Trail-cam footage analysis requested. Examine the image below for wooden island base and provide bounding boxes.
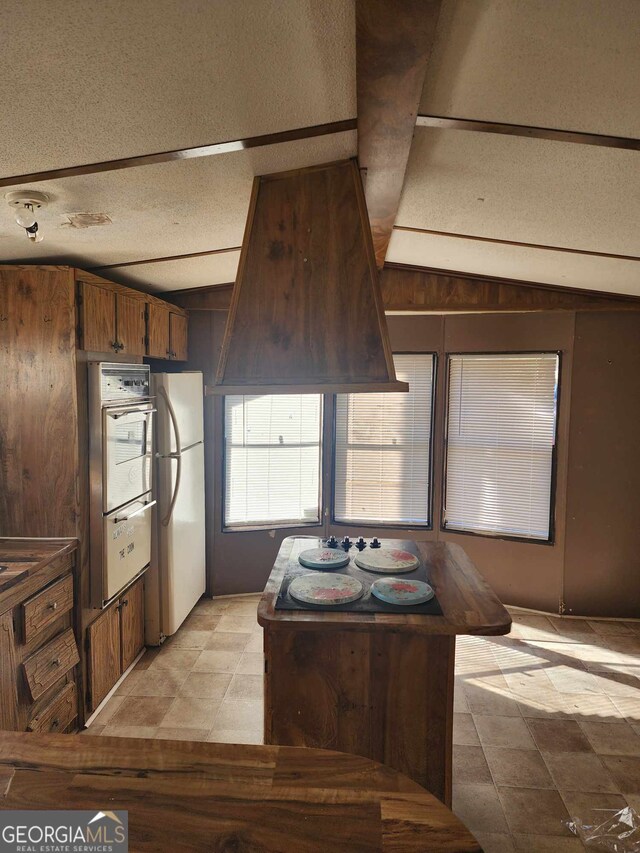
[259,538,512,806]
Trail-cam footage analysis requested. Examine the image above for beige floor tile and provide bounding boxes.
[213,699,263,732]
[546,666,603,695]
[179,672,232,700]
[207,728,263,745]
[110,696,174,727]
[514,688,575,720]
[472,833,515,853]
[474,716,536,750]
[133,647,162,670]
[154,728,210,741]
[453,687,470,713]
[237,652,264,675]
[182,611,222,631]
[91,694,126,727]
[227,673,263,701]
[453,745,493,784]
[464,684,522,717]
[564,692,624,722]
[193,649,242,674]
[579,720,640,756]
[560,790,628,818]
[215,614,259,634]
[244,633,264,653]
[169,630,212,650]
[149,648,202,671]
[503,669,555,696]
[512,835,585,851]
[484,747,554,789]
[589,621,635,637]
[548,618,596,637]
[498,787,571,837]
[126,668,189,698]
[591,668,640,698]
[526,719,593,753]
[600,755,640,794]
[452,782,509,834]
[509,615,558,641]
[204,631,251,652]
[160,697,221,730]
[196,597,230,614]
[611,696,640,722]
[453,713,480,746]
[542,751,619,793]
[101,725,158,739]
[114,670,143,696]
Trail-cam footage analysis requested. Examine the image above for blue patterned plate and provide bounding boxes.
[370,577,434,605]
[298,548,350,570]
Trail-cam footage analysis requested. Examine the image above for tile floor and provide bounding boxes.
[85,599,640,852]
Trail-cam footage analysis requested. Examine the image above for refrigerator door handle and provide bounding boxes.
[158,385,183,527]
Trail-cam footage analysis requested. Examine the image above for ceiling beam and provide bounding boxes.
[357,0,442,268]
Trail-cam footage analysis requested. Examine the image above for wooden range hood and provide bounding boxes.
[210,159,408,394]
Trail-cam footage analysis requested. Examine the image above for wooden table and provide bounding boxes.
[0,731,481,852]
[258,538,511,805]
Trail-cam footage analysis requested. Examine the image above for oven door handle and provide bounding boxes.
[106,407,157,419]
[114,500,157,523]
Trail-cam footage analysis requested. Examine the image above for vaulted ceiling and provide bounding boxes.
[1,0,638,295]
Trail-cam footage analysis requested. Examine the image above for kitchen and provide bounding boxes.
[1,2,640,852]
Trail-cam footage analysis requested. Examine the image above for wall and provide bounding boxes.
[563,313,640,618]
[187,307,639,617]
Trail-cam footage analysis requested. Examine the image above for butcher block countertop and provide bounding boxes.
[258,537,512,636]
[0,538,77,598]
[0,731,481,852]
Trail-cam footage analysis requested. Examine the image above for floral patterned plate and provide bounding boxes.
[354,548,419,573]
[289,573,364,606]
[370,577,434,605]
[298,548,350,570]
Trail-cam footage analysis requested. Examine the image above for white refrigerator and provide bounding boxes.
[146,371,206,644]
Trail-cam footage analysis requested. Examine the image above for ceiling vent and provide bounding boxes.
[211,159,407,394]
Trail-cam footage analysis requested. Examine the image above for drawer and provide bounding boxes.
[22,628,80,701]
[22,574,74,643]
[27,681,77,733]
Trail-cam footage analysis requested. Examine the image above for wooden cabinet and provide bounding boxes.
[0,542,79,733]
[87,576,145,712]
[77,273,188,361]
[79,283,146,356]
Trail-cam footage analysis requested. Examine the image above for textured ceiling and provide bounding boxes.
[421,0,640,137]
[0,0,355,177]
[0,0,638,296]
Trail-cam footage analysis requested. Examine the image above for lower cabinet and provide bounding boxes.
[87,576,145,712]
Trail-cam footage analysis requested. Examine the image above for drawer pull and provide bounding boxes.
[51,718,60,729]
[47,601,59,611]
[23,628,79,701]
[52,657,61,667]
[22,574,73,643]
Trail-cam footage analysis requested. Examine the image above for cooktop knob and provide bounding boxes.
[325,536,339,548]
[355,537,367,551]
[341,536,352,550]
[370,537,381,549]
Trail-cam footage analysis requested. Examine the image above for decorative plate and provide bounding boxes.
[354,548,419,573]
[289,573,364,606]
[298,548,350,570]
[370,577,434,606]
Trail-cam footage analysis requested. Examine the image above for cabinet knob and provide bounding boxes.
[51,719,60,729]
[47,601,59,611]
[51,657,61,667]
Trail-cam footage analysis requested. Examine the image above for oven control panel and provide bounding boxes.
[97,363,151,404]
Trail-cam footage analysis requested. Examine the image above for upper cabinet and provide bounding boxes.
[76,272,188,361]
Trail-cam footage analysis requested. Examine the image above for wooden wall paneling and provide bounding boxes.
[214,160,404,392]
[0,613,19,730]
[87,605,121,711]
[169,313,188,360]
[0,267,79,537]
[80,283,116,352]
[119,578,144,671]
[116,293,146,356]
[356,0,442,267]
[147,303,171,358]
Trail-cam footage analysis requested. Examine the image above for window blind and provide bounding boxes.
[224,394,322,529]
[333,354,435,526]
[444,353,559,540]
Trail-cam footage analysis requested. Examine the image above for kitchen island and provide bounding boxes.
[258,537,511,805]
[0,731,481,852]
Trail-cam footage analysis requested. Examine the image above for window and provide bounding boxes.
[224,394,322,529]
[333,354,436,526]
[443,353,559,541]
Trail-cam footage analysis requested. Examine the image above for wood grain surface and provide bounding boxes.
[0,732,481,852]
[22,628,79,701]
[0,540,77,599]
[215,160,405,392]
[258,538,511,636]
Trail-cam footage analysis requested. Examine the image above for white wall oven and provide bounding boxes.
[89,363,155,608]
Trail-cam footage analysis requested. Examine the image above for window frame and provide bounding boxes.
[330,352,438,530]
[441,350,562,546]
[221,394,325,533]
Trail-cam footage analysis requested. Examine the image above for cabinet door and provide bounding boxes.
[120,577,145,672]
[116,293,146,356]
[80,283,117,353]
[87,605,121,712]
[169,313,188,361]
[0,612,19,730]
[147,303,171,358]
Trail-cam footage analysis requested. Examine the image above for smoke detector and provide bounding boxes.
[5,190,49,242]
